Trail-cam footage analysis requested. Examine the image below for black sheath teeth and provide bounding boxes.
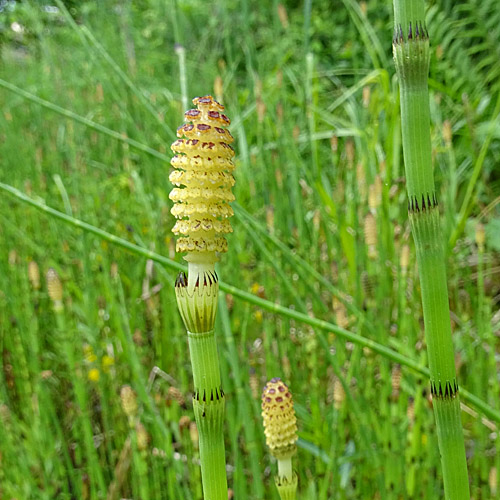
[194,387,225,404]
[408,193,438,213]
[175,271,188,288]
[430,379,459,399]
[393,21,429,45]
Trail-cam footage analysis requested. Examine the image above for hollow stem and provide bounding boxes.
[392,1,470,498]
[175,257,227,500]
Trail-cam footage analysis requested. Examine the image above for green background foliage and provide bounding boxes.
[0,0,499,498]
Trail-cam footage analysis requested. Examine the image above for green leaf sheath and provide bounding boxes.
[393,0,470,498]
[175,268,228,500]
[410,209,470,498]
[188,330,223,399]
[434,398,471,499]
[410,209,456,384]
[275,472,299,500]
[188,330,227,500]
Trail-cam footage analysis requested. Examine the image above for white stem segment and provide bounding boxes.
[277,457,293,482]
[186,253,217,296]
[275,458,298,500]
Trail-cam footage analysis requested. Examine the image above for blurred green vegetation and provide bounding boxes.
[0,0,499,499]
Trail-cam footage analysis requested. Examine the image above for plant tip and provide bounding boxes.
[169,95,235,257]
[261,378,298,460]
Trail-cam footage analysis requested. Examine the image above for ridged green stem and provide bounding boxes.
[392,1,470,498]
[189,330,227,500]
[188,330,222,399]
[175,261,227,500]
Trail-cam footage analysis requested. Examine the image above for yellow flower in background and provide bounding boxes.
[88,368,100,383]
[102,354,115,372]
[254,310,263,324]
[83,344,97,364]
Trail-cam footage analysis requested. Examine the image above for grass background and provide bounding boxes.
[0,0,499,498]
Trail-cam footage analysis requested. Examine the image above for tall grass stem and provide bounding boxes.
[392,0,470,497]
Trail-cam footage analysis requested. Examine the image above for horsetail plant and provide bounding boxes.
[392,1,470,498]
[170,95,235,499]
[261,378,298,500]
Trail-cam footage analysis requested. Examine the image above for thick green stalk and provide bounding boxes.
[392,1,470,498]
[189,330,226,500]
[175,263,227,500]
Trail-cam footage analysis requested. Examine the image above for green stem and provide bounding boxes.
[189,330,227,499]
[175,44,189,114]
[188,330,222,398]
[175,262,227,500]
[392,1,470,498]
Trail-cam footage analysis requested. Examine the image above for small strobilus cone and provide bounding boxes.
[261,377,298,500]
[46,268,63,312]
[170,95,235,500]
